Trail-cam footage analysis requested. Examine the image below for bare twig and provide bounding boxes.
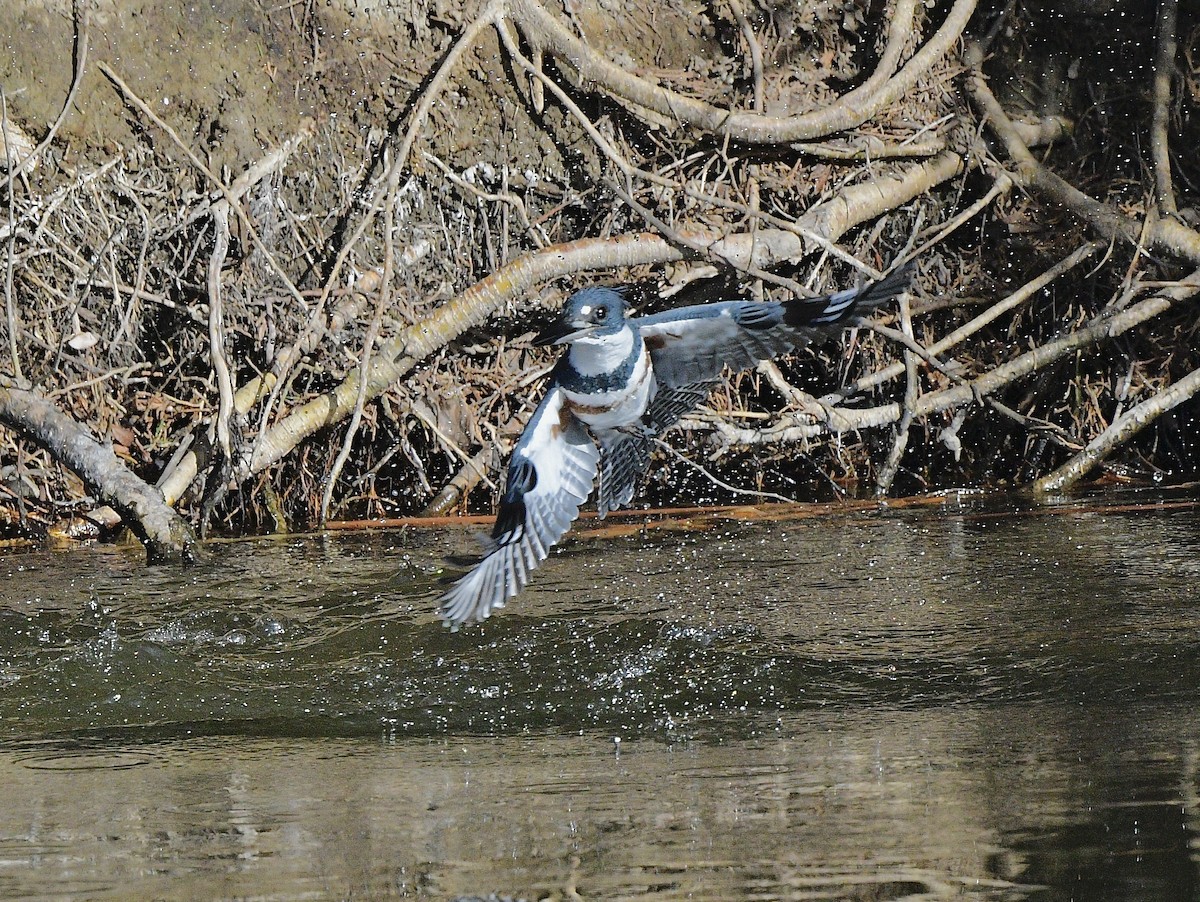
[422,151,546,248]
[1,90,19,381]
[731,2,765,113]
[902,173,1013,264]
[308,0,505,332]
[829,240,1105,401]
[966,40,1200,264]
[874,289,919,496]
[653,437,796,505]
[320,191,396,523]
[717,273,1199,448]
[1036,356,1200,494]
[790,136,948,161]
[206,205,235,467]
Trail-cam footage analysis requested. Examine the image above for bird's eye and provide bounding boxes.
[595,305,608,320]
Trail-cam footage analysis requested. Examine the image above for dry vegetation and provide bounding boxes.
[1,0,1198,558]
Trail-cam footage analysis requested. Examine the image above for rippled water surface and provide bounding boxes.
[3,489,1200,900]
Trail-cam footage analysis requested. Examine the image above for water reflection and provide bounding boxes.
[0,489,1198,899]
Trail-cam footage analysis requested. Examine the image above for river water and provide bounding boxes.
[1,488,1199,900]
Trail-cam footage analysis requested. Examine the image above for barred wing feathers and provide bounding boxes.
[593,382,716,518]
[439,386,599,628]
[637,263,912,388]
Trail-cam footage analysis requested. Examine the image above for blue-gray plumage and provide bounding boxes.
[438,263,915,628]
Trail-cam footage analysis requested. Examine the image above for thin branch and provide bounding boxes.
[1036,358,1200,494]
[1,90,19,381]
[791,136,947,161]
[206,205,235,467]
[966,39,1200,264]
[732,2,765,113]
[902,173,1012,264]
[653,438,796,505]
[874,289,919,496]
[320,189,396,523]
[828,239,1105,401]
[718,271,1200,447]
[1151,0,1179,215]
[865,320,963,383]
[97,62,310,313]
[422,151,547,247]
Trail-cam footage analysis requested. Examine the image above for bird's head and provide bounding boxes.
[533,286,627,346]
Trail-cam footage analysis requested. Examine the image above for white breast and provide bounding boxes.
[564,341,655,430]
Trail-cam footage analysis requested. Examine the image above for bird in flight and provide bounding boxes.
[439,263,915,628]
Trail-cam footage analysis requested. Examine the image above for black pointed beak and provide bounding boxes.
[533,316,591,346]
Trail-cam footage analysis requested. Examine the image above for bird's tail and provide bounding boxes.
[784,261,915,327]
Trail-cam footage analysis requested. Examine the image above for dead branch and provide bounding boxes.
[1036,358,1200,494]
[505,0,974,143]
[1033,270,1200,493]
[732,2,766,113]
[790,136,948,160]
[97,62,309,311]
[241,143,965,482]
[304,0,504,344]
[832,240,1106,400]
[965,40,1200,265]
[874,288,919,496]
[714,273,1198,448]
[0,4,88,190]
[1,92,18,382]
[0,377,194,561]
[320,187,398,523]
[1151,0,1180,215]
[206,205,235,470]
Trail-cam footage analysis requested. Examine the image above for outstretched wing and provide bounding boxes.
[637,263,913,388]
[439,385,599,628]
[593,266,913,514]
[596,429,648,518]
[594,381,717,517]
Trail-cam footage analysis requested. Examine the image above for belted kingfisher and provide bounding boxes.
[439,263,915,628]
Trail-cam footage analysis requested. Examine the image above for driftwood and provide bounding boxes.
[0,378,193,561]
